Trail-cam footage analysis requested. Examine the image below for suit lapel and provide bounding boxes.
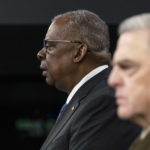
[41,96,81,150]
[50,99,80,140]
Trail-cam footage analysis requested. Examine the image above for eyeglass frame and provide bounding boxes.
[43,39,83,53]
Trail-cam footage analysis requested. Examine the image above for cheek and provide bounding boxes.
[128,75,150,98]
[46,54,72,76]
[126,74,150,111]
[117,70,150,119]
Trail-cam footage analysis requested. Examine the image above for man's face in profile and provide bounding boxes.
[37,21,81,93]
[108,29,150,125]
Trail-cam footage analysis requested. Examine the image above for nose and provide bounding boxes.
[37,48,46,60]
[108,67,122,88]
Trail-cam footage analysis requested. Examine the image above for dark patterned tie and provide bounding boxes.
[57,103,67,121]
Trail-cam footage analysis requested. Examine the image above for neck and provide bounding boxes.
[132,114,150,128]
[59,64,103,94]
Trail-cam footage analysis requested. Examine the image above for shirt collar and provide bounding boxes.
[140,126,150,140]
[66,65,108,104]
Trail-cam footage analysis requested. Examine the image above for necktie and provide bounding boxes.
[57,103,67,121]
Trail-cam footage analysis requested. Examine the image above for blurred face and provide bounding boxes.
[108,29,150,126]
[37,22,80,93]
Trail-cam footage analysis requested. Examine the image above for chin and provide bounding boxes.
[45,77,54,86]
[117,106,131,120]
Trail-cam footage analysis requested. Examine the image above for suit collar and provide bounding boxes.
[72,67,111,101]
[66,65,108,104]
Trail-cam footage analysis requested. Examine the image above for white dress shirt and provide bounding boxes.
[66,65,108,104]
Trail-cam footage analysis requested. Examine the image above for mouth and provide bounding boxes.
[116,94,126,105]
[40,65,48,77]
[42,70,47,76]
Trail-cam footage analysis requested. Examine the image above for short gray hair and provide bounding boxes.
[119,13,150,35]
[52,10,110,52]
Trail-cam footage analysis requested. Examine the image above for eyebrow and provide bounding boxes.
[112,59,138,66]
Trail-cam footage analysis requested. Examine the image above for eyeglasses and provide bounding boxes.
[43,39,82,53]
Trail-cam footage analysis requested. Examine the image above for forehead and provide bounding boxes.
[113,29,150,64]
[45,21,67,40]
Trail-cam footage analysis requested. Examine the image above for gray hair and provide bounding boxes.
[119,13,150,35]
[52,10,110,53]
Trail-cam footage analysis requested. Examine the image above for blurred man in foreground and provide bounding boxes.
[37,10,140,150]
[108,13,150,150]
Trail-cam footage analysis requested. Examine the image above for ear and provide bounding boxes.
[73,44,88,63]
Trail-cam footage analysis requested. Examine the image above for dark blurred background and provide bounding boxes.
[0,0,149,149]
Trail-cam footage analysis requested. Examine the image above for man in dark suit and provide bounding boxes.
[37,10,140,150]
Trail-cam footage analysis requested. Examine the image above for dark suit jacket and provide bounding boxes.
[41,67,140,150]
